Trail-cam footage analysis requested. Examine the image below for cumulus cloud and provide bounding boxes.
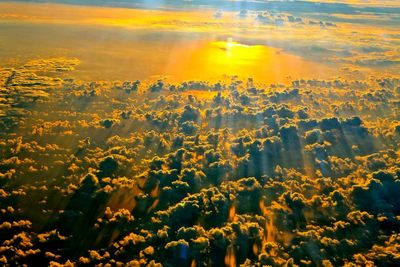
[0,58,400,266]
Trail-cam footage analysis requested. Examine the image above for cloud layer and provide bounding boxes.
[0,58,399,265]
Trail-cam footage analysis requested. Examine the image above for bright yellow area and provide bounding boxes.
[212,40,265,65]
[166,39,334,82]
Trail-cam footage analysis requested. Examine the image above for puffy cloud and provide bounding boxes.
[1,58,400,266]
[352,171,400,215]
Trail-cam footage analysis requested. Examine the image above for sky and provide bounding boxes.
[0,0,398,82]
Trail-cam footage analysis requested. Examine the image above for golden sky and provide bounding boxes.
[0,2,398,83]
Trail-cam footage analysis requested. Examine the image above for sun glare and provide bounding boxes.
[166,38,334,82]
[213,39,263,63]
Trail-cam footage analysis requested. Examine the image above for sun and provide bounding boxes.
[211,38,264,64]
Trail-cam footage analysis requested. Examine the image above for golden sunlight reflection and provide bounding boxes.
[224,245,236,267]
[166,39,334,83]
[260,199,277,245]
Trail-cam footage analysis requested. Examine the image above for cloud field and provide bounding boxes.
[0,1,400,266]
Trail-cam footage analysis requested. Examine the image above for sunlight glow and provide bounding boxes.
[212,39,264,63]
[167,39,334,82]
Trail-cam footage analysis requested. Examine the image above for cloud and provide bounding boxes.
[1,57,400,266]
